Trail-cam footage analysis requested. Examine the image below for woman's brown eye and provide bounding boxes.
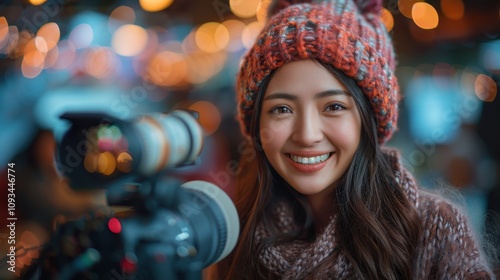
[325,103,345,111]
[271,106,292,114]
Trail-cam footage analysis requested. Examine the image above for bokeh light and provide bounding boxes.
[43,45,59,69]
[51,39,75,70]
[116,152,133,173]
[36,22,60,51]
[475,74,497,102]
[112,24,148,57]
[146,50,188,87]
[195,22,229,53]
[222,19,246,52]
[242,21,264,49]
[256,0,272,23]
[1,26,19,56]
[29,0,47,5]
[84,153,98,173]
[139,0,174,12]
[69,24,94,49]
[97,151,116,175]
[84,47,119,79]
[230,0,260,18]
[412,2,439,30]
[109,6,136,28]
[381,8,395,32]
[440,0,465,20]
[0,17,8,47]
[188,100,222,135]
[398,0,423,18]
[22,37,46,78]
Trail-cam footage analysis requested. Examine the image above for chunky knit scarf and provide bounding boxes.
[254,149,494,279]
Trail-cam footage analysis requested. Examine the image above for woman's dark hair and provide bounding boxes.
[219,60,421,280]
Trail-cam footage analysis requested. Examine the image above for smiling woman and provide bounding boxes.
[205,0,496,279]
[259,60,361,205]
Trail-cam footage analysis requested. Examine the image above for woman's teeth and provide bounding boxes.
[289,153,331,165]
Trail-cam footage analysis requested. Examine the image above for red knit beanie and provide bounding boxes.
[236,0,399,145]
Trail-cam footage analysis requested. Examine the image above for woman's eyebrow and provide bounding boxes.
[263,92,299,101]
[314,89,351,99]
[264,89,350,101]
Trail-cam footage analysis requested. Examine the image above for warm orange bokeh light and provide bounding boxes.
[0,17,8,44]
[475,74,497,102]
[230,0,260,18]
[29,0,47,5]
[112,24,148,56]
[84,47,118,79]
[398,0,423,18]
[380,8,394,32]
[188,101,222,135]
[147,50,188,87]
[441,0,465,20]
[139,0,174,12]
[242,21,265,49]
[195,22,229,53]
[222,19,246,52]
[37,22,60,51]
[97,152,117,175]
[117,152,133,173]
[412,2,439,30]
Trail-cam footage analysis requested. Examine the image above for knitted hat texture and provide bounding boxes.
[236,0,399,144]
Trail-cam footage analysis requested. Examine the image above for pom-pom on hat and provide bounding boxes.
[236,0,399,144]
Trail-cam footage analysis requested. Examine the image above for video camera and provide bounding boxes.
[34,110,239,280]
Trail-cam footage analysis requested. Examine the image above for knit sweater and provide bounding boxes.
[254,150,495,279]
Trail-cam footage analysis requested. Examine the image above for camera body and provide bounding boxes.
[40,110,239,280]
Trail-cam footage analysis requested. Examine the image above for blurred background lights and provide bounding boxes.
[84,153,98,173]
[256,0,272,23]
[84,47,119,79]
[440,0,465,20]
[188,100,221,136]
[412,2,439,30]
[222,20,246,52]
[36,22,60,51]
[50,40,75,70]
[185,52,217,84]
[69,24,94,49]
[108,217,122,234]
[195,22,229,53]
[34,37,48,53]
[1,26,19,56]
[474,74,497,102]
[230,0,260,18]
[43,45,59,69]
[398,0,423,19]
[24,38,46,66]
[116,152,133,173]
[139,0,174,12]
[146,50,187,87]
[112,24,148,57]
[0,17,9,47]
[480,40,500,74]
[97,151,116,175]
[242,21,264,49]
[109,6,136,32]
[28,0,47,5]
[22,38,45,78]
[381,8,395,32]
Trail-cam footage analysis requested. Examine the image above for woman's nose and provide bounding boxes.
[291,111,324,146]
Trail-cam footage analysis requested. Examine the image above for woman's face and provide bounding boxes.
[259,60,361,199]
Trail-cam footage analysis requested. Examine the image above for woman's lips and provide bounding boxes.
[285,152,333,172]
